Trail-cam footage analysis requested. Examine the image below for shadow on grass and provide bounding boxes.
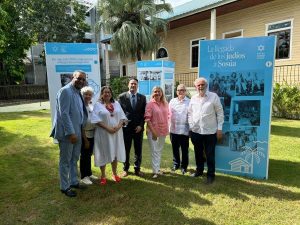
[268,158,300,188]
[0,110,50,121]
[271,124,300,138]
[0,126,18,148]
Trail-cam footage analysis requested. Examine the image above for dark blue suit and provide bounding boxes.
[119,92,146,173]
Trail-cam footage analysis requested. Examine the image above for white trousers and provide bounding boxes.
[147,132,166,174]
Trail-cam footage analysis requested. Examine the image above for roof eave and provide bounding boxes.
[167,0,239,22]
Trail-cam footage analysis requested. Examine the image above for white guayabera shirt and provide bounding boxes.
[188,91,224,134]
[169,96,190,136]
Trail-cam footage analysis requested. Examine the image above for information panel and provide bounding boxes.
[45,43,101,123]
[199,36,276,179]
[136,60,175,102]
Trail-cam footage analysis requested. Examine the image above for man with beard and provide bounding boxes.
[51,70,88,197]
[188,77,224,184]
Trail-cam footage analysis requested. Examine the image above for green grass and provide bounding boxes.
[0,111,299,225]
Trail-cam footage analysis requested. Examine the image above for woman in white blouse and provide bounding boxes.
[80,86,98,185]
[91,86,127,185]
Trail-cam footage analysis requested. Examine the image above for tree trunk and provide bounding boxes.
[136,49,142,61]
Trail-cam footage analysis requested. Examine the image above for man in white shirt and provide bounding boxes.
[188,77,224,184]
[169,84,190,174]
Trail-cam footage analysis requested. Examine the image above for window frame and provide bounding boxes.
[265,19,293,61]
[156,47,169,60]
[222,29,244,39]
[190,37,206,69]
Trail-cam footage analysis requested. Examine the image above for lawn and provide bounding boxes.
[0,111,299,225]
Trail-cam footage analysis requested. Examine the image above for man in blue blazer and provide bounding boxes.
[50,70,88,197]
[119,78,146,177]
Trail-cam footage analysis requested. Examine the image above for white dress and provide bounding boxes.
[91,101,127,167]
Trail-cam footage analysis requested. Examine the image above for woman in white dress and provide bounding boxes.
[91,86,127,185]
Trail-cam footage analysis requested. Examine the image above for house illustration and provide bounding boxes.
[229,158,251,173]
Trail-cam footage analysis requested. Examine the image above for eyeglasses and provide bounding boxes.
[177,89,186,92]
[76,77,86,82]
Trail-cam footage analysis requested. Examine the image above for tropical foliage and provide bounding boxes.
[0,0,89,85]
[273,82,300,119]
[98,0,172,60]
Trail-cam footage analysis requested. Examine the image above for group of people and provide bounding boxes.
[51,70,224,197]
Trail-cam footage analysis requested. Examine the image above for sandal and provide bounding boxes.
[112,175,121,183]
[100,177,107,185]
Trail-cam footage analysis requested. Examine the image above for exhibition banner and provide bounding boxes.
[136,60,175,102]
[45,43,101,123]
[199,36,276,179]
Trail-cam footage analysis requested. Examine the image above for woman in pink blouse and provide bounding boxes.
[144,86,169,178]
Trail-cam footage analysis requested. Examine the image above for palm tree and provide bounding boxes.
[98,0,172,61]
[241,145,265,174]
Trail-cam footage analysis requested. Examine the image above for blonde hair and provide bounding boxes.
[151,86,167,104]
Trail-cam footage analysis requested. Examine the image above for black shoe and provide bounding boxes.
[205,176,215,185]
[191,171,203,177]
[181,168,187,175]
[134,170,144,177]
[61,188,77,197]
[70,183,87,190]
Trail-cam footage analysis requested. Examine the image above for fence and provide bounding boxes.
[0,85,49,106]
[274,64,300,85]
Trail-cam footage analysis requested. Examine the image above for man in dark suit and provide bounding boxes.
[50,70,88,197]
[119,78,146,177]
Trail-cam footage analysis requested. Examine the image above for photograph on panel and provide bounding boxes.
[229,127,258,152]
[232,100,260,126]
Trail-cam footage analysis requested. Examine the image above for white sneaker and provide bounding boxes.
[81,176,92,185]
[152,174,158,179]
[158,170,164,175]
[89,175,98,180]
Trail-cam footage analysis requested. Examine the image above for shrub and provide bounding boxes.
[273,82,300,119]
[110,76,130,98]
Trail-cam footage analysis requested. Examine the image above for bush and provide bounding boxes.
[273,83,300,119]
[110,76,130,98]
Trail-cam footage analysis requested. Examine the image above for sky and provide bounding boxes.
[165,0,192,7]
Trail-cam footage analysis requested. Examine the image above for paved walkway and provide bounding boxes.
[0,101,50,113]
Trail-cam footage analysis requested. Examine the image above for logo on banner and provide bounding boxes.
[256,45,265,59]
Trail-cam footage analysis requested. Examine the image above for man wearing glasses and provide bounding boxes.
[51,70,88,197]
[188,77,224,184]
[169,84,190,174]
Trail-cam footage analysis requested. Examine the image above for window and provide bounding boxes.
[266,19,292,60]
[156,48,168,59]
[190,38,205,68]
[122,65,127,77]
[223,29,243,39]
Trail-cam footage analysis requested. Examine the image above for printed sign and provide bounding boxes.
[45,43,101,123]
[136,60,175,102]
[199,36,276,179]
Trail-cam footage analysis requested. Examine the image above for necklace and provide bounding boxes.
[105,103,114,117]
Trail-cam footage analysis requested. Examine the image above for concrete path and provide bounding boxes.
[0,101,50,113]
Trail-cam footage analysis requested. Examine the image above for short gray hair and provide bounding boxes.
[81,86,94,95]
[194,77,208,85]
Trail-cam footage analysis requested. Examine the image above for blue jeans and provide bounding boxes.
[59,139,82,190]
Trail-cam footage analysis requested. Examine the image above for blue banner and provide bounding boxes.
[199,36,276,179]
[136,60,175,101]
[45,43,98,55]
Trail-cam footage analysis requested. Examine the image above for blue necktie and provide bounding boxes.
[132,94,136,109]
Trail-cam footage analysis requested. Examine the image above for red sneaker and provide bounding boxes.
[112,175,121,183]
[100,178,107,185]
